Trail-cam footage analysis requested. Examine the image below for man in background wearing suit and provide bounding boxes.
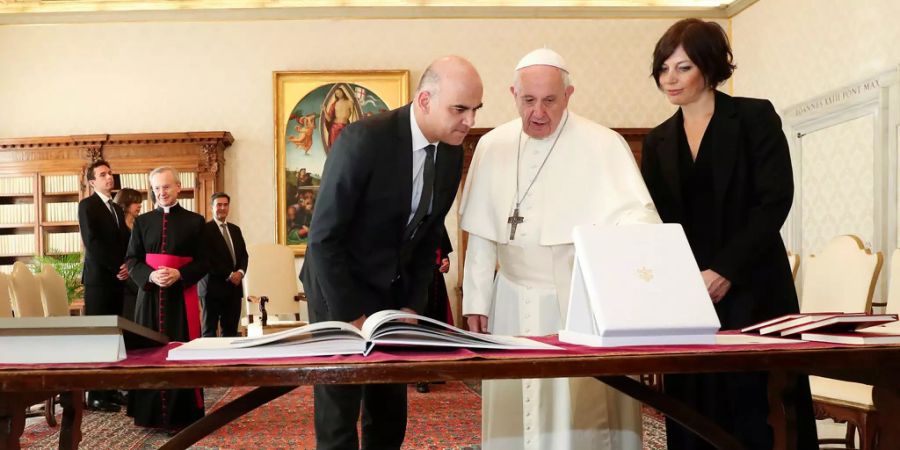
[77,159,129,412]
[300,55,483,450]
[199,192,248,337]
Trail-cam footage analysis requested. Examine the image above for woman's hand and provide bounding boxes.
[701,269,732,303]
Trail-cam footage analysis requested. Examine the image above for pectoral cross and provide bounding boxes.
[507,208,524,240]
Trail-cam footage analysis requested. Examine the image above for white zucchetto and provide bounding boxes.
[515,48,569,73]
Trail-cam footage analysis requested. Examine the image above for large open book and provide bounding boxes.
[168,309,561,361]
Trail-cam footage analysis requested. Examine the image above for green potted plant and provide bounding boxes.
[30,253,84,304]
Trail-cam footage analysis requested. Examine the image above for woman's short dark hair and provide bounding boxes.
[651,18,736,88]
[113,188,143,210]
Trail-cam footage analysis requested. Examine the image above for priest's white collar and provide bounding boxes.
[409,106,439,152]
[521,109,570,142]
[159,202,179,213]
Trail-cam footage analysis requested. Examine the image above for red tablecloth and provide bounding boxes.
[0,332,847,370]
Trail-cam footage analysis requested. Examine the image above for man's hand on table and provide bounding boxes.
[466,314,489,334]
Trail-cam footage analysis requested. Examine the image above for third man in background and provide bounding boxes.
[460,48,660,450]
[199,192,248,337]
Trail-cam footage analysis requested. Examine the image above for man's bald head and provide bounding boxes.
[413,56,484,146]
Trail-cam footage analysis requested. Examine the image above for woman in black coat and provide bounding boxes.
[640,18,818,450]
[113,188,143,321]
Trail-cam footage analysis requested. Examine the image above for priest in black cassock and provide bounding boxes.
[125,166,209,429]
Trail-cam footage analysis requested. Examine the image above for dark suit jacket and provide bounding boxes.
[201,220,249,299]
[78,193,128,286]
[641,91,799,328]
[300,104,464,322]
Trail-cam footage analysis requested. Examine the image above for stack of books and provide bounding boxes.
[741,312,900,344]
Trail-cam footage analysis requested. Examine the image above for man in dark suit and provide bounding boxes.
[77,159,129,412]
[300,56,483,450]
[199,192,249,337]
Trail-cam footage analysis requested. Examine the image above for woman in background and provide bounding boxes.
[113,188,143,321]
[640,18,817,450]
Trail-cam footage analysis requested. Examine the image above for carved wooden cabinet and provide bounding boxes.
[0,131,233,269]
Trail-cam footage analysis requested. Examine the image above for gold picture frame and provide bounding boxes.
[274,70,410,255]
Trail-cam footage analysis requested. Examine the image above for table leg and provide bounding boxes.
[159,386,296,450]
[597,375,745,450]
[767,371,797,450]
[872,384,900,449]
[0,392,41,450]
[57,391,83,450]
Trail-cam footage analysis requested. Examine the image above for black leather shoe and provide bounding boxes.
[416,382,429,393]
[109,391,128,405]
[87,399,122,413]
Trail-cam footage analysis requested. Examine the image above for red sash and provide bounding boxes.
[146,253,201,341]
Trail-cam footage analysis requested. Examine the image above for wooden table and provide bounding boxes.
[2,342,900,450]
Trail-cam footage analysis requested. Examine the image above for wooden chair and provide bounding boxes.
[7,262,59,426]
[0,273,12,318]
[800,235,881,315]
[801,236,884,450]
[242,243,307,336]
[37,264,70,317]
[9,262,45,318]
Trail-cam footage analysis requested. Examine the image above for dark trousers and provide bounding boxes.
[306,296,408,450]
[664,371,819,450]
[314,383,407,450]
[84,283,123,404]
[200,293,242,337]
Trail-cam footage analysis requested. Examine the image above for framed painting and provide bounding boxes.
[274,70,410,255]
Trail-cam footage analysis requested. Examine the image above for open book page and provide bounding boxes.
[168,335,367,360]
[167,321,366,360]
[167,311,561,361]
[361,310,561,354]
[230,321,363,348]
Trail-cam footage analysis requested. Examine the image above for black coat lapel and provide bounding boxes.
[395,105,414,232]
[710,91,739,213]
[657,112,684,218]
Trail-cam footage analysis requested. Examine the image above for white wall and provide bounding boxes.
[0,18,683,244]
[732,0,900,307]
[732,0,900,111]
[0,17,688,309]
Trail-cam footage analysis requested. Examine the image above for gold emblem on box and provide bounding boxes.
[637,267,654,283]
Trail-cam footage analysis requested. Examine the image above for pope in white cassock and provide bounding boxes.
[460,48,661,450]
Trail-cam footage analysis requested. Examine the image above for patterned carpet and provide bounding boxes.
[21,383,667,449]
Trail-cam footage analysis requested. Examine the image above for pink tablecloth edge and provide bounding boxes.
[0,332,858,371]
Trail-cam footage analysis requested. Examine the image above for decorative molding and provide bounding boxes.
[199,143,220,174]
[0,1,751,25]
[84,145,103,162]
[0,132,233,150]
